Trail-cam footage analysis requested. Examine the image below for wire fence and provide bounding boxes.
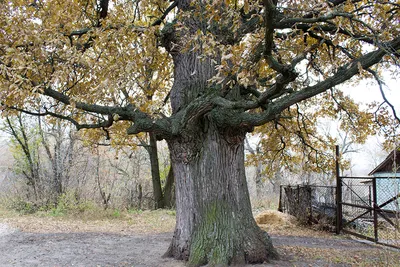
[278,184,336,229]
[340,177,400,248]
[340,177,375,241]
[279,178,400,249]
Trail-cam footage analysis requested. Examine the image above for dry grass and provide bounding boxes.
[0,208,176,234]
[255,210,296,227]
[255,209,335,238]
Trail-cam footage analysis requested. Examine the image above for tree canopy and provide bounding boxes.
[1,0,398,140]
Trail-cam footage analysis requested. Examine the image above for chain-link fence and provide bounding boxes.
[279,179,400,248]
[278,185,336,229]
[340,177,375,240]
[339,177,399,248]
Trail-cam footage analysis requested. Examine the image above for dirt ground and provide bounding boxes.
[0,210,399,267]
[0,225,181,267]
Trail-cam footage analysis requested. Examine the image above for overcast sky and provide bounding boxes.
[340,73,399,176]
[345,72,400,114]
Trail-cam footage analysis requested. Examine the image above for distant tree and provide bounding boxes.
[1,0,399,265]
[1,114,79,204]
[137,133,175,209]
[2,115,42,201]
[38,119,77,203]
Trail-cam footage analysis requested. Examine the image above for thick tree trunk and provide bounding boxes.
[161,2,277,263]
[164,123,277,266]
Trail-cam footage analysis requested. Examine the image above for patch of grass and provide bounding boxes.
[48,207,65,217]
[112,209,121,218]
[0,207,176,234]
[51,192,96,215]
[127,208,143,215]
[165,209,176,216]
[1,193,98,217]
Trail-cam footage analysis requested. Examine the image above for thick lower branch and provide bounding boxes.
[212,36,400,129]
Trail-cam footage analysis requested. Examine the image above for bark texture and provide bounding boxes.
[164,123,277,266]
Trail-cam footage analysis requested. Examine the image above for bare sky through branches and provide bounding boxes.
[345,77,399,114]
[342,76,399,176]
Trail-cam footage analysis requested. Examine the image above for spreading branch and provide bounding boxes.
[211,36,400,129]
[152,0,178,26]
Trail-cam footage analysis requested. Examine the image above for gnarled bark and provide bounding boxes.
[164,123,277,266]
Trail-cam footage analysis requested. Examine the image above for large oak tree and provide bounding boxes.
[1,0,399,265]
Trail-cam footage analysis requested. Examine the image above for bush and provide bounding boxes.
[49,192,95,216]
[7,199,39,214]
[5,192,96,216]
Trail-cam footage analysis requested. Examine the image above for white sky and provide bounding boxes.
[345,75,400,114]
[339,74,400,176]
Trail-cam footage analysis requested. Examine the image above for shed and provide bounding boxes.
[369,148,400,211]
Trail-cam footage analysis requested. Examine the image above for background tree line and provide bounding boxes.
[0,113,175,212]
[1,110,396,214]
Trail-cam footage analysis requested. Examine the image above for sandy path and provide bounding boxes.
[0,223,17,236]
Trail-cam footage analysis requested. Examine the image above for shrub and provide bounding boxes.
[50,192,95,215]
[7,199,38,214]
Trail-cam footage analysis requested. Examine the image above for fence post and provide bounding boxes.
[369,185,372,216]
[308,185,312,224]
[297,184,300,205]
[372,177,378,242]
[336,145,343,235]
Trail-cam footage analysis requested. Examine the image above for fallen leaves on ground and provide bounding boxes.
[278,245,400,267]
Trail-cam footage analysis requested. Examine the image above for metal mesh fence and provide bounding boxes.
[340,177,400,248]
[341,177,375,240]
[376,177,400,211]
[279,179,400,248]
[279,185,336,228]
[376,177,400,248]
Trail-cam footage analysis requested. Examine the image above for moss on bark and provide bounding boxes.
[188,201,277,266]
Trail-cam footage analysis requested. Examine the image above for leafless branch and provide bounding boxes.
[367,69,400,123]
